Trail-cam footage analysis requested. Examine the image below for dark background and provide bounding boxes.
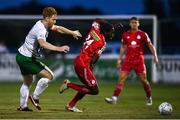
[0,0,179,54]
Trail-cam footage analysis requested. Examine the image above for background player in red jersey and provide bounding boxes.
[59,19,115,112]
[105,17,159,106]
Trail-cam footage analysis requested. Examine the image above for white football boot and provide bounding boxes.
[59,79,70,94]
[65,105,83,112]
[146,97,152,106]
[105,96,117,104]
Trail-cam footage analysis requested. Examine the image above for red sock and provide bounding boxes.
[143,82,151,98]
[113,83,124,97]
[69,92,85,107]
[67,83,90,94]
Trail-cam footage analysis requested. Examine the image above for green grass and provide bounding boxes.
[0,81,180,119]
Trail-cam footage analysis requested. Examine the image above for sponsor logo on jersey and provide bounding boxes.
[131,41,137,45]
[90,31,100,41]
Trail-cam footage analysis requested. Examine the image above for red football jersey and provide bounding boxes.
[78,21,106,66]
[122,30,150,63]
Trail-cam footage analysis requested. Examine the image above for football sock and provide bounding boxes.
[33,78,50,100]
[67,82,90,94]
[143,82,151,98]
[20,83,29,108]
[113,83,124,97]
[69,92,85,107]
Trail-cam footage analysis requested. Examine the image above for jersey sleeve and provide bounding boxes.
[36,28,46,40]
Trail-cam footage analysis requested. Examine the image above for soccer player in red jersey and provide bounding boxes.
[105,17,159,106]
[59,19,115,112]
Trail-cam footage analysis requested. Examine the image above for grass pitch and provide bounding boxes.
[0,81,180,119]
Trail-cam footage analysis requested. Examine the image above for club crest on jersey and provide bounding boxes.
[45,32,49,38]
[137,35,141,39]
[127,36,130,39]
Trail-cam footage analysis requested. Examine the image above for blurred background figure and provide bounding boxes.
[0,41,9,53]
[0,0,179,54]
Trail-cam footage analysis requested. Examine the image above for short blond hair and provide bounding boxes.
[42,7,57,18]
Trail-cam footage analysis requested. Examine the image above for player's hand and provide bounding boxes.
[56,45,70,53]
[117,60,122,68]
[153,56,159,64]
[72,30,82,40]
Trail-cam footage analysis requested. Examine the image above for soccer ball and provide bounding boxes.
[158,102,173,115]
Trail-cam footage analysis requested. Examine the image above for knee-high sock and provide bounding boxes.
[67,83,91,94]
[20,83,30,108]
[113,83,124,97]
[33,78,50,100]
[69,92,85,107]
[143,82,151,98]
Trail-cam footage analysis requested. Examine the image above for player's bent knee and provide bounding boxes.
[140,76,146,81]
[119,75,128,83]
[48,74,54,80]
[45,66,54,80]
[139,75,148,83]
[24,81,32,87]
[43,72,53,80]
[49,71,55,80]
[120,77,126,83]
[23,75,33,87]
[143,79,149,84]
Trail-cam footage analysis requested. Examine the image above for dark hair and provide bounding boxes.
[130,17,139,21]
[96,19,114,35]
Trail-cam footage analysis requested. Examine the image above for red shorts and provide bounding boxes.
[120,60,146,75]
[74,56,98,88]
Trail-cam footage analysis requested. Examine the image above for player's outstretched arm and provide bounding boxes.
[147,41,159,64]
[51,25,82,39]
[38,39,70,53]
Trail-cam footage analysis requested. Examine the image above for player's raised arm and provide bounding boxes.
[51,25,82,39]
[38,39,69,53]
